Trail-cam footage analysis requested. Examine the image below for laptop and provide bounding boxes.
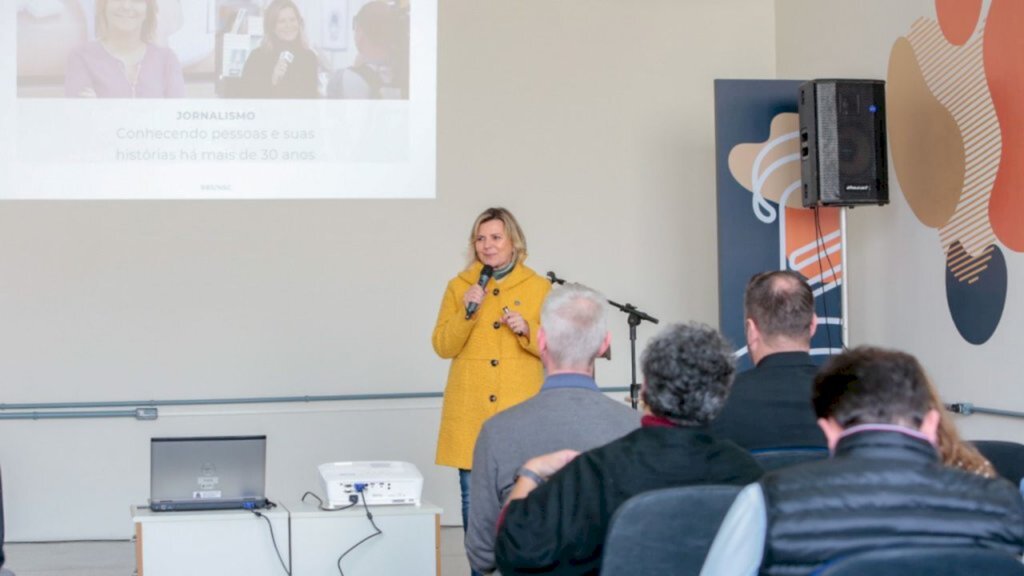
[149,435,269,512]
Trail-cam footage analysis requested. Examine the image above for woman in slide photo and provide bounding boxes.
[239,0,320,99]
[65,0,185,98]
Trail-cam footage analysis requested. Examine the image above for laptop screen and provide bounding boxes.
[150,435,267,511]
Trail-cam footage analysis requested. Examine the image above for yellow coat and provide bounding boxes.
[432,261,551,469]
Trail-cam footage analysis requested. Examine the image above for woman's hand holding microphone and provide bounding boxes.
[272,51,294,86]
[462,284,485,318]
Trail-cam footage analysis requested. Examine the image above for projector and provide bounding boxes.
[319,461,423,508]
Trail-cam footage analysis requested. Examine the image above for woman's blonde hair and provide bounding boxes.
[928,377,996,478]
[466,207,528,266]
[95,0,159,43]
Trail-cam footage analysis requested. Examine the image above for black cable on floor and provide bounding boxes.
[251,507,291,576]
[336,492,383,576]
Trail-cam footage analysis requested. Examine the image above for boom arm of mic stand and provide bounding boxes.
[607,301,659,411]
[545,271,658,411]
[607,300,659,325]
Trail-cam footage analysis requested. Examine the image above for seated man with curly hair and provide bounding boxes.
[494,322,763,576]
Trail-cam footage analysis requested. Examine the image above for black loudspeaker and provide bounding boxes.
[800,79,888,207]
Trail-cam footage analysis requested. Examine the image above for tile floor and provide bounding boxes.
[3,526,471,575]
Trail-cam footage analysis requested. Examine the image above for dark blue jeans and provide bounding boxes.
[459,469,483,576]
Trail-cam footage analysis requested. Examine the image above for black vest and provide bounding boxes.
[759,429,1024,576]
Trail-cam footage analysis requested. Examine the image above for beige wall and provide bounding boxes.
[776,0,1024,442]
[12,0,1018,546]
[0,0,776,539]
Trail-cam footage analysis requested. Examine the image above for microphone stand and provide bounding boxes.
[547,271,659,410]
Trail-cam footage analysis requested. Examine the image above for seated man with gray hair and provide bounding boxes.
[495,322,763,575]
[465,283,640,574]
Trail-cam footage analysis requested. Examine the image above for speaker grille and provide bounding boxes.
[800,79,888,207]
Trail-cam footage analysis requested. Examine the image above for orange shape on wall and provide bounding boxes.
[935,0,982,45]
[785,207,841,284]
[985,0,1024,252]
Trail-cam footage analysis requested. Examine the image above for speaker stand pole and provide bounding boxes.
[840,207,849,349]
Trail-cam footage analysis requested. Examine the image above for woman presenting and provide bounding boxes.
[432,207,551,535]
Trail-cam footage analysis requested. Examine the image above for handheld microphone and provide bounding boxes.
[271,51,294,86]
[503,306,524,336]
[546,271,566,285]
[465,265,494,319]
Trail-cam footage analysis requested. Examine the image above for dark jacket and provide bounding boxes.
[711,351,826,450]
[239,45,319,99]
[496,425,763,575]
[759,428,1024,576]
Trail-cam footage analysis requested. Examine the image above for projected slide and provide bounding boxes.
[2,0,436,199]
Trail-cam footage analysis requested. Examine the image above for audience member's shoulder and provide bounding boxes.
[757,456,830,485]
[731,365,758,386]
[605,398,643,426]
[715,435,764,461]
[589,389,641,413]
[701,436,764,482]
[949,464,1024,500]
[589,424,645,450]
[713,435,751,452]
[938,466,1024,527]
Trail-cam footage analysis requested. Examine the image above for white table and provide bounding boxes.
[289,499,441,575]
[132,499,441,576]
[132,504,291,576]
